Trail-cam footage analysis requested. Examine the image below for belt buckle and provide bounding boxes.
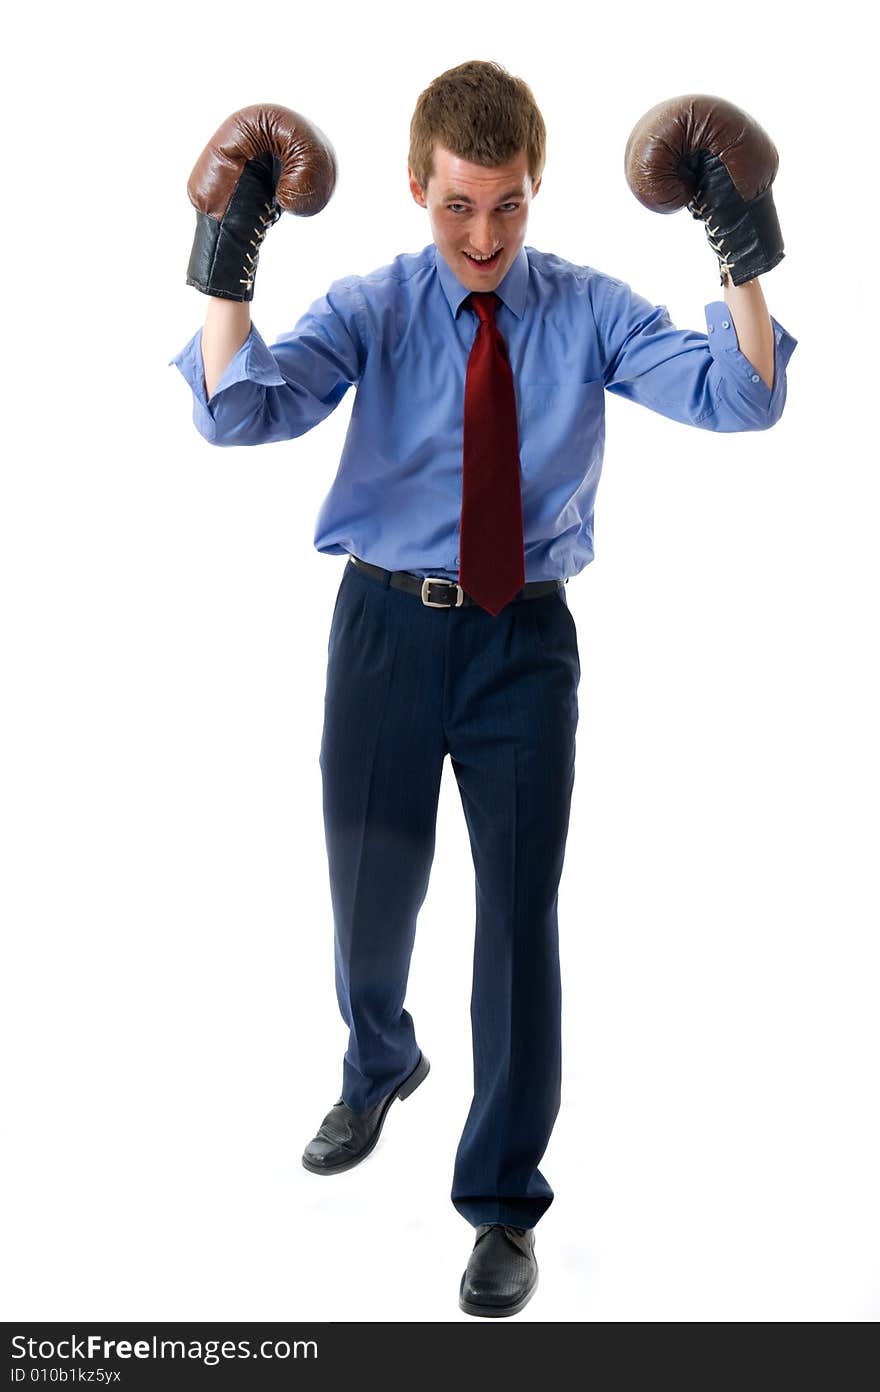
[420,576,465,608]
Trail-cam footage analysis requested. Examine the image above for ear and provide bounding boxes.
[408,167,427,208]
[532,175,542,198]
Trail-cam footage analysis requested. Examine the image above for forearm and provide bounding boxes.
[722,275,775,390]
[201,297,252,400]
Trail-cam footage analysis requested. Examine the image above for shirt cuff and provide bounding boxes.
[704,300,798,407]
[167,322,288,414]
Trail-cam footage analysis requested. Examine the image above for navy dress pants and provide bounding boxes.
[318,556,580,1230]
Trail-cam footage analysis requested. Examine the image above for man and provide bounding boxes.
[170,61,797,1319]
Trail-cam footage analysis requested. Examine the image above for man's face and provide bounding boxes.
[409,144,541,293]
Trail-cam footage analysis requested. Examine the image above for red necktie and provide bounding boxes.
[458,291,525,616]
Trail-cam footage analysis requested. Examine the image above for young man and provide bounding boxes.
[170,61,797,1319]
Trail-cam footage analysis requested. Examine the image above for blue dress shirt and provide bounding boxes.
[169,242,797,582]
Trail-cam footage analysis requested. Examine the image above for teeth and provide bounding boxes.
[467,251,498,261]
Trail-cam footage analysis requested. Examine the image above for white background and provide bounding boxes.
[2,0,877,1325]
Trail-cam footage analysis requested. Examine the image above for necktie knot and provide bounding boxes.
[466,291,499,325]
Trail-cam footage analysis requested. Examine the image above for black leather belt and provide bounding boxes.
[350,555,565,608]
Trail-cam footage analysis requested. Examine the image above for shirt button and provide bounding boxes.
[708,324,714,332]
[751,374,760,383]
[721,319,730,329]
[454,555,460,565]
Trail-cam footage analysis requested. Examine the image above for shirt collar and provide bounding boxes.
[433,243,529,321]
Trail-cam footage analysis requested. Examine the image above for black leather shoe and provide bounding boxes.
[301,1052,430,1175]
[459,1224,538,1318]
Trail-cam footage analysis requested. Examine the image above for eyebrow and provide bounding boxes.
[441,188,524,203]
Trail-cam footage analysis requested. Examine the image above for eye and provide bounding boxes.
[447,203,520,214]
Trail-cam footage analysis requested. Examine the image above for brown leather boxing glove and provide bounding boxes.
[624,94,785,286]
[185,103,338,301]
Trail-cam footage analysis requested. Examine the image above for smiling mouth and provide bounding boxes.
[464,249,502,269]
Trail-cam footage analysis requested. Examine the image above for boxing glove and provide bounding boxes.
[185,103,337,301]
[624,94,784,286]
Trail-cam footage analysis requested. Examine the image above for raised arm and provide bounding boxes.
[202,298,252,401]
[170,102,362,446]
[722,276,775,391]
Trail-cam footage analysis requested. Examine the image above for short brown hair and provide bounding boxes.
[408,59,546,195]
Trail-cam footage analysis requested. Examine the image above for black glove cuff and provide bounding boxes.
[683,151,785,286]
[185,153,282,301]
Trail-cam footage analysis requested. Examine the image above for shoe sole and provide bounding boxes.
[458,1270,538,1318]
[301,1051,430,1176]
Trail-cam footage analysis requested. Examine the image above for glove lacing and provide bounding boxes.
[241,200,282,295]
[687,186,735,287]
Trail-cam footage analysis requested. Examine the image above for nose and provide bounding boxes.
[470,216,497,252]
